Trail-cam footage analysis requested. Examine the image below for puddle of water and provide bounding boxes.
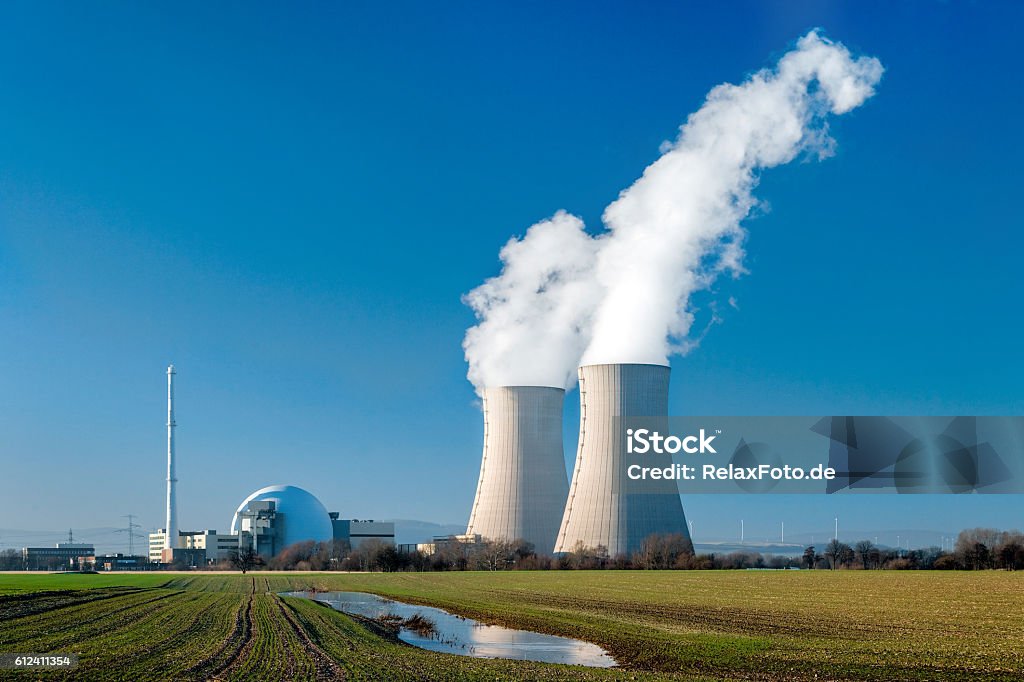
[283,590,616,668]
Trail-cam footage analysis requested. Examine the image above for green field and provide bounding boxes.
[0,571,1021,680]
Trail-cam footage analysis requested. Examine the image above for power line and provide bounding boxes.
[115,515,145,556]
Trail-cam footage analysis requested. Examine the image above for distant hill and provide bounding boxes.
[694,542,807,557]
[694,528,959,556]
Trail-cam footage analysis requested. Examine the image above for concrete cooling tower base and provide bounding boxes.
[555,363,691,556]
[466,386,569,553]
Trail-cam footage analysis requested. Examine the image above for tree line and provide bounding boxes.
[4,526,1019,573]
[222,526,1023,572]
[802,528,1024,571]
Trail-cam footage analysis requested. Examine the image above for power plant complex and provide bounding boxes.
[468,363,692,555]
[35,360,697,568]
[147,361,689,564]
[149,366,394,566]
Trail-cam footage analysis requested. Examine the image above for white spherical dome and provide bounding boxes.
[231,484,333,548]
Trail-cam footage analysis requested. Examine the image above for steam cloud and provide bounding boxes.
[463,211,601,389]
[464,31,883,391]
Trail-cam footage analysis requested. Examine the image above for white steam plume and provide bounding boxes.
[463,211,601,390]
[582,31,882,365]
[464,31,883,389]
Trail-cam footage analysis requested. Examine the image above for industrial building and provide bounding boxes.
[231,485,334,557]
[415,534,481,555]
[148,530,168,563]
[148,529,239,564]
[181,530,239,561]
[147,482,394,566]
[330,514,395,549]
[466,387,569,552]
[23,541,95,571]
[94,554,150,571]
[555,363,692,556]
[161,547,206,567]
[230,484,394,559]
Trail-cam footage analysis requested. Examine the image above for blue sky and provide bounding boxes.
[2,2,1022,552]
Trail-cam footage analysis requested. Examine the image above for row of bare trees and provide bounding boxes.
[801,529,1024,570]
[205,526,1024,573]
[950,528,1024,570]
[233,534,790,572]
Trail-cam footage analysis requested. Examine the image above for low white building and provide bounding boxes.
[148,529,239,564]
[148,530,167,563]
[180,530,239,563]
[417,533,481,555]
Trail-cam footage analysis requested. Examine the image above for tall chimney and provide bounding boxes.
[555,363,690,556]
[165,365,179,549]
[466,386,569,553]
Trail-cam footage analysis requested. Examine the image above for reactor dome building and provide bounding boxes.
[466,386,569,552]
[231,484,334,557]
[555,363,691,556]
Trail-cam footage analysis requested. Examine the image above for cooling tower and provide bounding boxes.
[466,386,569,552]
[555,363,690,556]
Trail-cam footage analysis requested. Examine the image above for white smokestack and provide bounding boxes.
[165,365,179,550]
[463,31,883,384]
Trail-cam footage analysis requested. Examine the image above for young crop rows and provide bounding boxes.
[0,571,1021,680]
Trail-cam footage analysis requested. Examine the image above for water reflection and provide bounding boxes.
[283,590,616,668]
